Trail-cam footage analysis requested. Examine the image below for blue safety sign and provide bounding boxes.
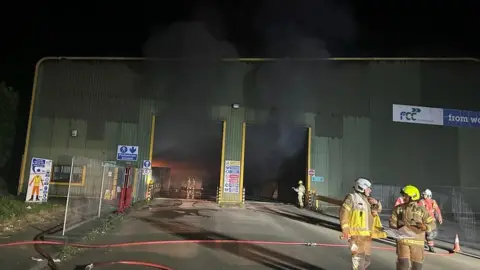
[117,145,139,161]
[143,160,152,169]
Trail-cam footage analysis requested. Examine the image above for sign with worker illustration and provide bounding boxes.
[25,157,53,203]
[223,160,241,194]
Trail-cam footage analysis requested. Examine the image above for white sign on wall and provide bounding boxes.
[26,157,53,203]
[392,104,443,126]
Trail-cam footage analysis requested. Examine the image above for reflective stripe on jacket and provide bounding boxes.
[340,193,372,236]
[389,202,435,245]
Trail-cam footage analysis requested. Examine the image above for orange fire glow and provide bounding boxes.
[152,160,203,171]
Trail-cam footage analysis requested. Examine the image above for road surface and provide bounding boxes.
[58,199,479,269]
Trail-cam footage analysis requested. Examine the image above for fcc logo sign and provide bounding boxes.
[400,108,421,121]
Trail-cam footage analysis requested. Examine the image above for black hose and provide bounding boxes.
[33,224,63,270]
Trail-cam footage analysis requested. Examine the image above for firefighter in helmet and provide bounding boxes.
[418,189,443,253]
[389,185,434,270]
[340,177,384,270]
[292,180,305,208]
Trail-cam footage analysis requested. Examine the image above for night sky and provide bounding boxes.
[0,2,479,190]
[1,1,479,89]
[0,1,478,193]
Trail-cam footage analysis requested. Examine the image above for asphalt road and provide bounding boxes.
[58,199,480,270]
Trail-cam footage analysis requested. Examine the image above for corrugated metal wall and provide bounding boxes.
[23,59,157,194]
[24,59,480,206]
[310,117,470,200]
[305,60,480,202]
[211,105,245,202]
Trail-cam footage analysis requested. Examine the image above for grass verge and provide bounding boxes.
[0,196,63,232]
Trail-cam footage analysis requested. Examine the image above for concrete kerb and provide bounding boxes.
[28,200,150,270]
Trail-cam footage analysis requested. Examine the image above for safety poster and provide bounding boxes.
[224,160,240,194]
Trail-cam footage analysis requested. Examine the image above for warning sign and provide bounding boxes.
[224,160,241,194]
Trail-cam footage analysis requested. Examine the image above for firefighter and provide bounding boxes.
[394,187,409,207]
[389,185,434,270]
[292,180,305,208]
[340,177,380,270]
[418,189,443,253]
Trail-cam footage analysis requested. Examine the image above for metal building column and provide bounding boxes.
[307,127,312,193]
[218,121,226,203]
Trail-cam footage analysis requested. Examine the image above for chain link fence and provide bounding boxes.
[372,183,480,250]
[62,156,126,235]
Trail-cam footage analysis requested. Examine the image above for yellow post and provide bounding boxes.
[239,122,246,202]
[218,121,227,203]
[149,116,155,162]
[17,59,45,195]
[147,115,155,185]
[307,127,312,193]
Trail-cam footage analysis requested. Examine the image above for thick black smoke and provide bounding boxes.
[141,7,248,188]
[141,1,356,191]
[244,0,357,194]
[254,0,357,57]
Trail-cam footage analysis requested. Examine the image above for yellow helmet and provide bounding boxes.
[402,185,420,201]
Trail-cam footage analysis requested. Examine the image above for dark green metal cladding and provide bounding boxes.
[21,59,480,208]
[211,105,245,203]
[22,59,156,194]
[307,60,480,202]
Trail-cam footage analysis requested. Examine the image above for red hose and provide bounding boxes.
[85,260,173,270]
[0,239,456,269]
[0,239,454,256]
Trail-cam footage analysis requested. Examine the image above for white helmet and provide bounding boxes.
[422,189,432,198]
[354,178,372,193]
[298,180,303,184]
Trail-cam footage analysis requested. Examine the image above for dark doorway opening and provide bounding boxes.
[244,123,308,205]
[152,116,223,201]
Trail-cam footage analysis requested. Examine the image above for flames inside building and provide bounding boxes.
[152,116,223,200]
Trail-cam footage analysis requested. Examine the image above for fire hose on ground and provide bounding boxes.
[0,239,455,269]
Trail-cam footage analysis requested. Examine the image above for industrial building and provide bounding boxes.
[17,57,480,210]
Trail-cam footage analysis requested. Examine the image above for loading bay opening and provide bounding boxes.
[152,117,223,201]
[243,123,308,205]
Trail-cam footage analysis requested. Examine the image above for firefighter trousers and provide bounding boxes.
[396,242,424,270]
[298,194,304,208]
[349,236,372,270]
[426,228,438,247]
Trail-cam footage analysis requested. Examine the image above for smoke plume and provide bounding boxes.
[244,0,357,192]
[141,1,357,192]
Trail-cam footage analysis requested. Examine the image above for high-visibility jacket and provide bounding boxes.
[31,175,42,186]
[418,198,443,223]
[389,202,434,246]
[340,192,386,238]
[297,184,305,195]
